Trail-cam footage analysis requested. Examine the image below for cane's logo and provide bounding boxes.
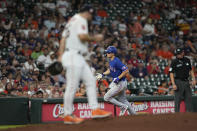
[132,102,149,112]
[53,104,75,118]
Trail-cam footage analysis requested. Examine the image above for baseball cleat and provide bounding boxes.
[119,105,128,116]
[64,115,84,124]
[91,108,112,118]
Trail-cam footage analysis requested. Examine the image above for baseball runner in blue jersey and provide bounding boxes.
[96,46,136,116]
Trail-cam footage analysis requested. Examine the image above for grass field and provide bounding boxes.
[0,125,26,130]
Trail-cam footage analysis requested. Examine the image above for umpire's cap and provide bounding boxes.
[105,46,117,54]
[174,48,184,55]
[80,4,94,14]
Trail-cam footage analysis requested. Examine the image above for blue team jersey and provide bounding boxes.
[109,57,128,80]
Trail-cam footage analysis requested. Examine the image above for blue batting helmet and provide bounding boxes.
[105,46,117,54]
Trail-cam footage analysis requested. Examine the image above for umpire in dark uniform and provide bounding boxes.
[169,48,196,112]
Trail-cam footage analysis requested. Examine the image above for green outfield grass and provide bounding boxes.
[0,125,26,130]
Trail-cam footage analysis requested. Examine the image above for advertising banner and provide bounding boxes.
[42,102,114,122]
[116,101,186,116]
[42,101,186,122]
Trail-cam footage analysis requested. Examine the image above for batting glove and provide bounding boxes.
[113,77,120,84]
[96,73,104,80]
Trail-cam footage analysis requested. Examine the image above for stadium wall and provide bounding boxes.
[1,96,197,124]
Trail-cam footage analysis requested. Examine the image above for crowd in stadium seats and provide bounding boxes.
[0,0,197,98]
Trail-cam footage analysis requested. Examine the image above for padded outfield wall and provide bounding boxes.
[1,96,197,124]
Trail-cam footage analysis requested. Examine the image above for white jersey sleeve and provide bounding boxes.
[76,19,88,35]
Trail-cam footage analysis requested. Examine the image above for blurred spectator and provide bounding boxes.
[31,46,43,60]
[1,19,13,30]
[128,17,143,44]
[158,80,169,95]
[96,79,109,97]
[0,83,4,93]
[28,83,36,97]
[97,6,108,18]
[57,71,66,86]
[0,76,7,90]
[7,72,14,84]
[156,44,174,59]
[149,9,160,20]
[184,40,197,59]
[43,0,56,11]
[56,0,71,16]
[4,82,13,94]
[147,59,160,75]
[44,16,56,31]
[143,18,156,41]
[22,44,32,57]
[153,91,159,96]
[45,51,57,68]
[75,83,86,97]
[130,60,148,79]
[118,19,127,35]
[37,47,49,70]
[127,54,139,67]
[36,90,43,98]
[22,57,37,75]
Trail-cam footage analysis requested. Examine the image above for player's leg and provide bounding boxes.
[174,80,185,112]
[81,61,112,118]
[63,65,85,124]
[184,81,193,112]
[64,65,81,115]
[104,82,127,108]
[117,82,136,115]
[81,61,98,109]
[62,53,84,124]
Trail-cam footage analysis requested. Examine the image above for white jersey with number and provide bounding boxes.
[62,14,88,54]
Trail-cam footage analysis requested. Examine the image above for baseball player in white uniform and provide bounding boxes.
[58,5,111,124]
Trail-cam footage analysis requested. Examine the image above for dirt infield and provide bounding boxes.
[4,113,197,131]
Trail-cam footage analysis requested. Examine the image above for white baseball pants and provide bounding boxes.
[62,50,98,116]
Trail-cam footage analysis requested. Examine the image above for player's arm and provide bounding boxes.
[116,60,129,79]
[103,69,110,75]
[58,37,66,62]
[189,58,196,86]
[78,34,103,43]
[190,68,196,86]
[113,64,129,83]
[169,73,176,86]
[169,60,177,90]
[117,68,129,80]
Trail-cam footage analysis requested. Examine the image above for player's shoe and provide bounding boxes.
[119,105,128,116]
[64,115,84,124]
[91,108,112,118]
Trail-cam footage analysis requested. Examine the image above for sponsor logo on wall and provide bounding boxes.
[42,102,114,122]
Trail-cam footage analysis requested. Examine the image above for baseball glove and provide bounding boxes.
[47,61,63,76]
